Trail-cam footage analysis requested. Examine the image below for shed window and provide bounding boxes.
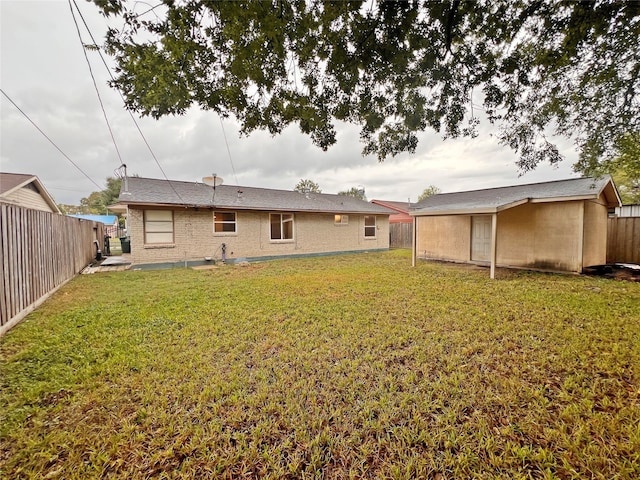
[270,213,294,240]
[214,211,236,233]
[144,210,174,244]
[335,214,349,225]
[364,215,376,238]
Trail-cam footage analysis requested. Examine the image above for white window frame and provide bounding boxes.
[334,214,349,225]
[270,213,294,242]
[144,210,174,244]
[364,215,377,238]
[213,211,237,234]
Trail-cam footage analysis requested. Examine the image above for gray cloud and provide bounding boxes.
[1,1,580,206]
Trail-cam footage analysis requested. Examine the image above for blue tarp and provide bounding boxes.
[68,214,118,225]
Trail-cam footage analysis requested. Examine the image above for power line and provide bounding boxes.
[71,0,186,204]
[1,88,103,191]
[48,186,95,192]
[219,115,239,185]
[68,0,123,167]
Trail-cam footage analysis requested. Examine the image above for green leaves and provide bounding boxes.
[96,1,639,171]
[293,178,321,193]
[575,131,640,204]
[337,186,366,200]
[417,185,441,202]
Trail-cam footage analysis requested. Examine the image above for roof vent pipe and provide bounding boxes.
[115,163,130,195]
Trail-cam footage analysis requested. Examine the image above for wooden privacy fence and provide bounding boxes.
[1,203,104,335]
[390,222,413,249]
[607,217,640,264]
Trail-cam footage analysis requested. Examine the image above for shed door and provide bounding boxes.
[471,216,491,262]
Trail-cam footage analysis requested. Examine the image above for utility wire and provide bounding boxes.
[68,0,123,166]
[71,0,186,203]
[1,88,103,191]
[218,115,239,185]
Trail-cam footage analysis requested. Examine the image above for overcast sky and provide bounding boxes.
[1,0,579,206]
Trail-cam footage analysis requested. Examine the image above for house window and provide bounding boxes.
[364,215,376,238]
[214,211,236,233]
[144,210,174,244]
[335,214,349,225]
[270,213,294,240]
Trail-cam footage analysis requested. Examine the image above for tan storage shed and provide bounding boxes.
[411,177,621,278]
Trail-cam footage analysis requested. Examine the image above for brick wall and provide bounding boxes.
[128,208,389,265]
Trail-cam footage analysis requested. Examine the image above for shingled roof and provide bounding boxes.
[119,177,393,215]
[0,172,61,213]
[411,176,621,216]
[0,173,35,195]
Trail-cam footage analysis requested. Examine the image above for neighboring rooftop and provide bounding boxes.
[0,172,61,213]
[370,199,417,213]
[119,176,394,215]
[0,172,35,196]
[411,176,621,215]
[370,199,416,224]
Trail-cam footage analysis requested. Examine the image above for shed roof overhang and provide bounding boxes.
[528,188,620,208]
[410,198,529,216]
[411,191,620,217]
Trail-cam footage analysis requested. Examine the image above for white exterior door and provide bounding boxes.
[471,216,492,262]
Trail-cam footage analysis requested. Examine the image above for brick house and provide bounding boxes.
[118,177,393,267]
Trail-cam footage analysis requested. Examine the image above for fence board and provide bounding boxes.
[389,222,413,249]
[0,204,103,335]
[0,205,8,326]
[607,217,640,264]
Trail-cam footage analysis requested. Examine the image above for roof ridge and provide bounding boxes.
[0,172,36,177]
[130,176,358,198]
[432,176,602,197]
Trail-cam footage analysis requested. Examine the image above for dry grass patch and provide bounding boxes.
[1,250,639,479]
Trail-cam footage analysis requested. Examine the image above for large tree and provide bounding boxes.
[418,185,441,202]
[63,177,123,214]
[95,0,640,172]
[575,131,640,204]
[294,178,322,193]
[338,186,366,201]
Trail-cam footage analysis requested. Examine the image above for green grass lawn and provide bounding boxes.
[1,250,639,479]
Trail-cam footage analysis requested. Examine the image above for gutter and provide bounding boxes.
[118,201,392,216]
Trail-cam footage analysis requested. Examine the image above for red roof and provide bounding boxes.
[370,199,415,223]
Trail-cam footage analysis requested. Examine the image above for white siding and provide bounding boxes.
[2,188,55,213]
[615,205,640,217]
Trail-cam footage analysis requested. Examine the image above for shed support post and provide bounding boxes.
[411,216,417,267]
[490,213,497,279]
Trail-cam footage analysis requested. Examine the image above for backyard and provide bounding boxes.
[1,250,639,479]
